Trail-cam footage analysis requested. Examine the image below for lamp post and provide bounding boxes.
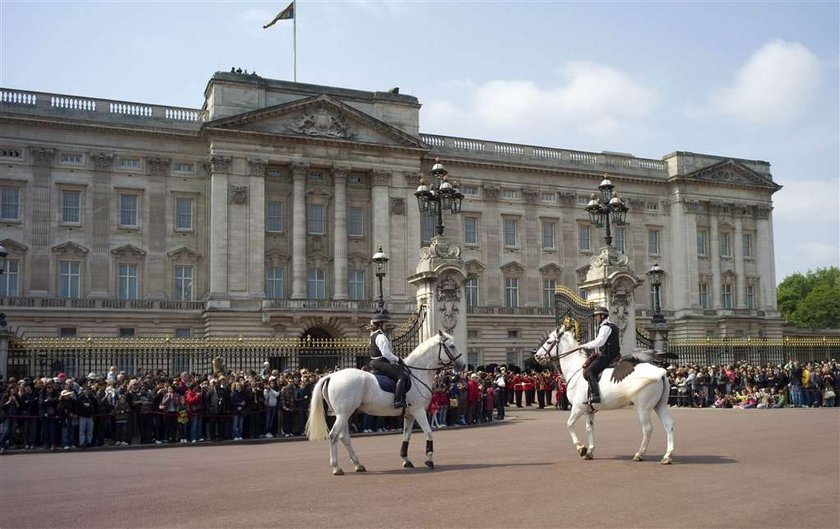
[372,245,389,316]
[585,174,628,247]
[414,159,464,238]
[647,261,665,324]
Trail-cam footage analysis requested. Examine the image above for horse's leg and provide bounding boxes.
[655,401,675,464]
[328,413,344,476]
[401,415,415,469]
[584,412,595,460]
[412,410,435,469]
[634,404,654,462]
[566,405,587,458]
[336,415,365,472]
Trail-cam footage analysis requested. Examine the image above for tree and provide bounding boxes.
[777,267,840,328]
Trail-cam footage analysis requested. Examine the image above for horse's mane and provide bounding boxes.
[403,331,451,366]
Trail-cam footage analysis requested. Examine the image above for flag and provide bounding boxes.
[263,2,294,29]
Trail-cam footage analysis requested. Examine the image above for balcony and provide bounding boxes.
[467,306,555,316]
[261,299,417,313]
[0,297,204,311]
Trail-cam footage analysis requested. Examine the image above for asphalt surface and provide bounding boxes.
[1,407,837,529]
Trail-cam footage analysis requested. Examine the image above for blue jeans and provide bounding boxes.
[232,415,244,438]
[61,421,73,447]
[790,385,802,407]
[265,407,277,435]
[189,416,203,441]
[78,417,94,446]
[41,417,57,447]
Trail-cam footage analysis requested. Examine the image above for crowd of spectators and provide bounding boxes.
[0,357,836,454]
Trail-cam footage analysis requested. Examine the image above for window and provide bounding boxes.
[119,158,140,169]
[614,226,626,253]
[173,162,194,173]
[60,153,83,165]
[266,201,282,232]
[58,261,81,298]
[308,171,324,181]
[577,195,589,206]
[503,218,517,247]
[174,328,192,338]
[579,225,591,251]
[119,328,135,338]
[59,327,77,337]
[541,192,556,203]
[506,351,520,367]
[462,185,479,197]
[502,189,519,200]
[175,198,192,230]
[467,330,479,339]
[699,283,709,309]
[464,217,478,245]
[720,232,731,257]
[0,148,22,160]
[504,277,519,308]
[348,270,366,301]
[465,277,479,307]
[648,229,660,255]
[743,233,754,259]
[348,207,364,237]
[580,290,588,300]
[507,330,519,339]
[0,187,20,220]
[308,268,326,299]
[543,279,556,308]
[265,267,284,298]
[646,202,658,211]
[119,194,138,227]
[722,283,733,309]
[117,263,138,300]
[307,203,325,235]
[61,190,80,224]
[174,265,193,300]
[542,221,556,249]
[697,229,708,256]
[746,284,756,309]
[421,215,435,245]
[467,350,480,369]
[0,259,19,296]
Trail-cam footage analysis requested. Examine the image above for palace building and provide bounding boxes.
[0,72,783,367]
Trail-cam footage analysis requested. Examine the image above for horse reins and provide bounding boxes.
[402,339,463,400]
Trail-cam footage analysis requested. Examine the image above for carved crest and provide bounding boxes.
[230,185,248,205]
[287,108,356,139]
[390,197,405,215]
[436,273,462,332]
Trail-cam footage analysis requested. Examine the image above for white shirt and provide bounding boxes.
[581,317,614,351]
[374,332,400,363]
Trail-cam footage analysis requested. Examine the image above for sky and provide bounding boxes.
[0,0,837,284]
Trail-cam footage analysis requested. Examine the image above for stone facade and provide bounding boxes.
[0,72,783,366]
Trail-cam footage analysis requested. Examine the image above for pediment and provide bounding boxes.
[464,259,486,275]
[347,252,370,269]
[685,160,780,189]
[51,241,88,257]
[265,249,290,267]
[539,263,564,278]
[1,238,28,254]
[204,95,427,150]
[167,246,201,261]
[110,244,146,259]
[500,260,525,276]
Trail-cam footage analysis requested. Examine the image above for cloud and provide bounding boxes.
[709,40,821,125]
[422,62,658,144]
[773,178,840,225]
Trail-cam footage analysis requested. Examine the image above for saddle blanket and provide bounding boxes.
[374,374,397,393]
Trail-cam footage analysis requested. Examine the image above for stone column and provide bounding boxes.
[290,162,309,299]
[734,213,745,308]
[248,159,267,298]
[709,209,722,309]
[481,184,502,303]
[88,153,113,298]
[756,207,777,310]
[371,170,391,302]
[28,148,54,297]
[332,166,349,300]
[522,188,540,307]
[407,238,467,354]
[208,156,231,304]
[669,200,697,311]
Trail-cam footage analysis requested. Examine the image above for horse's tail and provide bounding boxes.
[305,375,331,441]
[656,372,671,409]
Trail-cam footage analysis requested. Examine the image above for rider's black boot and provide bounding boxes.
[394,379,406,408]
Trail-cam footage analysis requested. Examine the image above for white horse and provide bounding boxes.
[534,325,675,464]
[306,330,465,475]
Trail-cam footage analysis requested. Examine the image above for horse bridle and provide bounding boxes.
[538,330,586,382]
[402,337,463,399]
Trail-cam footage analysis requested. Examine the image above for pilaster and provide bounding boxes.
[290,161,309,299]
[332,166,349,300]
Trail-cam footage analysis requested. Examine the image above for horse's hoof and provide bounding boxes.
[584,452,594,460]
[633,454,644,462]
[403,460,414,468]
[661,456,672,465]
[425,461,434,469]
[355,465,366,473]
[577,446,587,457]
[333,468,344,476]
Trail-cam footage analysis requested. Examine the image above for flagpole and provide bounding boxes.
[293,0,297,82]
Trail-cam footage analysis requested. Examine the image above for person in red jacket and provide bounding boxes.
[523,374,535,406]
[184,382,205,443]
[467,374,482,424]
[555,373,568,411]
[513,373,524,407]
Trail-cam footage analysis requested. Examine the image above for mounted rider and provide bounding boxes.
[369,310,409,408]
[581,305,621,404]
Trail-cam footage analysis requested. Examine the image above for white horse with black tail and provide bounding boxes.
[534,325,675,464]
[306,330,464,475]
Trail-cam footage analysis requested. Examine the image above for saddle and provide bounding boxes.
[371,371,412,394]
[581,353,639,384]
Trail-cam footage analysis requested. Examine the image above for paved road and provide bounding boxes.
[1,407,837,529]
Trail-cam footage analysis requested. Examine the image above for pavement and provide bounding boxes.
[1,406,838,529]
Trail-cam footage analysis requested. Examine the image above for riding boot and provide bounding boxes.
[588,385,601,404]
[394,379,406,408]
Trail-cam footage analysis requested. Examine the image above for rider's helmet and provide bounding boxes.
[593,306,609,317]
[370,309,391,326]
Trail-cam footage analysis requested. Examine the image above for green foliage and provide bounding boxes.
[777,267,840,328]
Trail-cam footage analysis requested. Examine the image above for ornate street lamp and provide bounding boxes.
[414,159,463,238]
[647,261,665,324]
[584,174,628,247]
[372,245,389,316]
